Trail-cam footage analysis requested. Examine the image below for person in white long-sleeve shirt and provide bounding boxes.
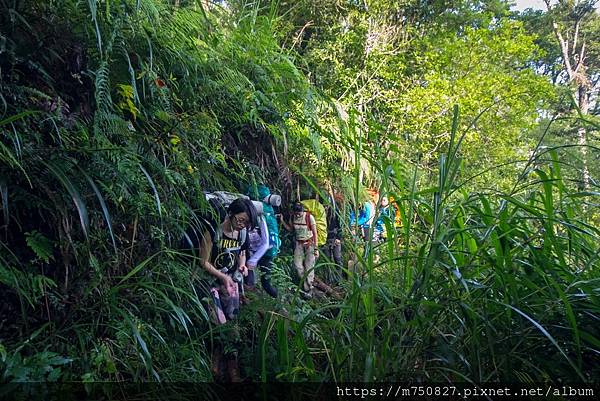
[245,202,270,290]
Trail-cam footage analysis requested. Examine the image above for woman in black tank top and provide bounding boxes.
[198,198,257,382]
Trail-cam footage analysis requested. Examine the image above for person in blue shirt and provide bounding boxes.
[373,196,396,242]
[349,200,375,241]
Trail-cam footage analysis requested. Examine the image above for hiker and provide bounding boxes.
[373,196,396,242]
[323,192,343,270]
[246,184,281,298]
[349,199,375,241]
[244,200,269,294]
[280,202,318,297]
[347,191,375,274]
[199,197,258,382]
[301,197,328,250]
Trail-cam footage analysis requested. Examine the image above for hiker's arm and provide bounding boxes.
[200,229,235,294]
[238,249,247,276]
[334,227,342,242]
[278,214,293,232]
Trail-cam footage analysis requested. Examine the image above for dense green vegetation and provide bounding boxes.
[1,0,599,385]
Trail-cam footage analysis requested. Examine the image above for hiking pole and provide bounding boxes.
[232,269,244,300]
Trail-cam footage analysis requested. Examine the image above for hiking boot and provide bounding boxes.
[244,269,256,286]
[226,357,242,383]
[261,276,278,298]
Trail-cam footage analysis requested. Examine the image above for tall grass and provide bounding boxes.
[253,107,600,383]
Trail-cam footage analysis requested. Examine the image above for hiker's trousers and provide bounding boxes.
[322,239,342,267]
[294,241,315,292]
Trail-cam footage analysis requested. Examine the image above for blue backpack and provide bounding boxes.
[263,202,280,258]
[247,184,281,258]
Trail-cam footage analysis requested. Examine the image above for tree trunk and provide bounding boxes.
[577,85,590,189]
[544,0,592,189]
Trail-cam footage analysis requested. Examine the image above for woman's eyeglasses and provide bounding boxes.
[232,214,249,227]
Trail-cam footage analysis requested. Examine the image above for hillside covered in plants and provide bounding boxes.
[1,0,599,385]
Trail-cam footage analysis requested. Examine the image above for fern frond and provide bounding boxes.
[25,230,54,263]
[94,61,114,114]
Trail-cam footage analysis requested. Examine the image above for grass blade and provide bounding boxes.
[501,302,587,382]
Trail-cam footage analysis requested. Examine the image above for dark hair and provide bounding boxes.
[293,202,304,213]
[228,198,258,229]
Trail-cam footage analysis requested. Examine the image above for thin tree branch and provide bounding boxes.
[572,19,580,55]
[573,40,586,75]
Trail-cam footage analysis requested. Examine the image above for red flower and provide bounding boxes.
[155,78,166,88]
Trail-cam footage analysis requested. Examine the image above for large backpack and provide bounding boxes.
[246,184,281,258]
[262,203,280,258]
[300,199,328,247]
[181,191,257,252]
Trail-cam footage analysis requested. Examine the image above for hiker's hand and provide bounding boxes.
[334,239,341,245]
[222,275,236,296]
[239,264,248,277]
[313,249,319,258]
